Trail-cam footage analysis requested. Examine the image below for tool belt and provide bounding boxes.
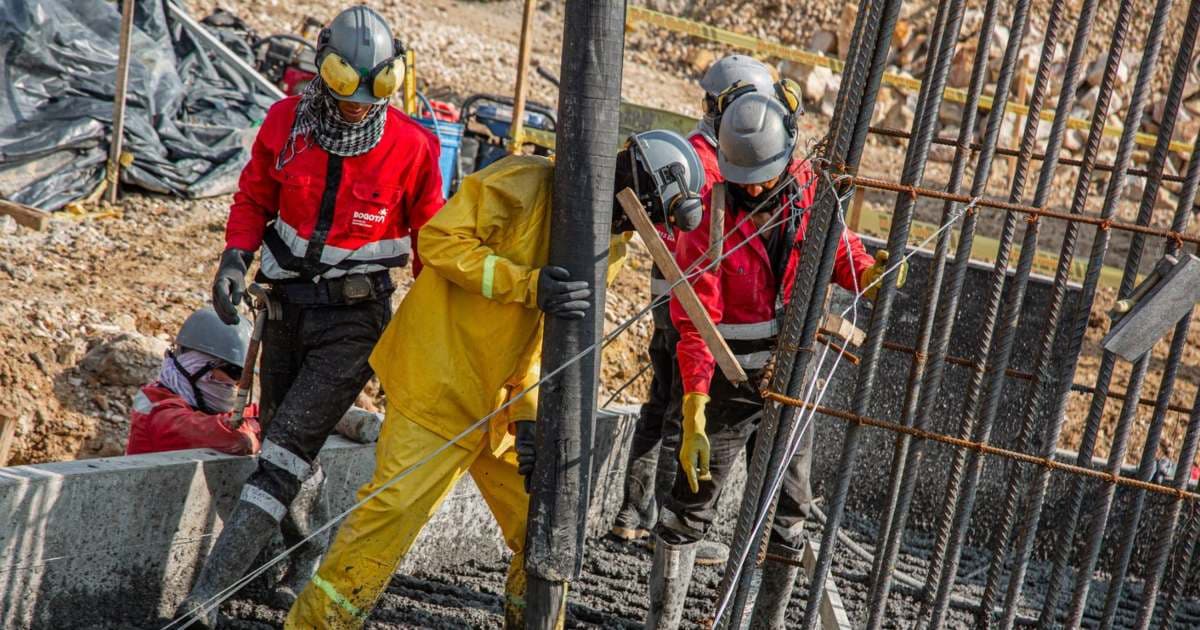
[270,270,394,306]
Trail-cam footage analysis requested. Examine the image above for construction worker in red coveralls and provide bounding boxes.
[612,55,776,571]
[286,130,705,629]
[173,7,443,627]
[126,307,261,456]
[645,90,906,628]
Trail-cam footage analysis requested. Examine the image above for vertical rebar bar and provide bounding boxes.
[912,1,1036,625]
[976,0,1136,624]
[862,0,1004,625]
[1130,81,1200,630]
[1095,4,1200,626]
[712,0,894,624]
[1154,498,1200,628]
[974,1,1100,623]
[1031,2,1175,625]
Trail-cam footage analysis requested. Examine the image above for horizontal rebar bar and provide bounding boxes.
[875,340,1193,415]
[849,175,1197,246]
[761,390,1200,502]
[868,125,1189,184]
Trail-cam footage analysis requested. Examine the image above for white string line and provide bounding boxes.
[711,173,984,624]
[165,148,829,629]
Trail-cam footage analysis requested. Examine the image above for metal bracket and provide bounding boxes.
[1103,254,1200,361]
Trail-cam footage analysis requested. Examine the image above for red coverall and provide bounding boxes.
[657,159,874,547]
[126,384,261,456]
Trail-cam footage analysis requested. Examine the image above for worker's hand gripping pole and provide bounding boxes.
[617,187,749,385]
[229,283,275,429]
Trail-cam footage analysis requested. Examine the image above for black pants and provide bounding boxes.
[657,368,813,551]
[617,325,683,529]
[245,295,391,523]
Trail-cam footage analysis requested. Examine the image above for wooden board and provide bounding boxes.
[0,199,48,231]
[618,188,748,385]
[803,541,853,630]
[0,412,17,467]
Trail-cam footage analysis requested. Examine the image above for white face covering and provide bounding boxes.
[158,349,238,413]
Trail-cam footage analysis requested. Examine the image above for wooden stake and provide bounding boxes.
[848,187,865,232]
[0,412,17,467]
[106,0,136,205]
[1007,54,1030,190]
[618,188,748,384]
[509,0,537,153]
[0,199,49,231]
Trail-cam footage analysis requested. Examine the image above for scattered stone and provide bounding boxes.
[77,332,168,387]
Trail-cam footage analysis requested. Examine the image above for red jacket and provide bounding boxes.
[225,97,444,280]
[688,130,721,202]
[126,384,262,456]
[671,160,874,395]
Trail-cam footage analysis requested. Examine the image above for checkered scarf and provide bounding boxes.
[276,78,387,170]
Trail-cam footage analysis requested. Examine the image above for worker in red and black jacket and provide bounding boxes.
[645,90,904,628]
[173,6,443,626]
[612,55,776,574]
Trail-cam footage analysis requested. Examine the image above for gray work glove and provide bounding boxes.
[514,421,537,493]
[536,266,592,320]
[212,248,252,325]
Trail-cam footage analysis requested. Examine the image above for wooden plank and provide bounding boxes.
[0,199,49,231]
[708,183,726,263]
[618,188,748,385]
[0,412,17,467]
[802,541,853,630]
[822,313,866,347]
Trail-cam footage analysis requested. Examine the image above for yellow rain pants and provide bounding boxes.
[285,406,528,628]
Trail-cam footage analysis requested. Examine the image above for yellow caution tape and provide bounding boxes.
[626,5,1194,156]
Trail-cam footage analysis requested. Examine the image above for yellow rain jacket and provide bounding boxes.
[370,155,628,456]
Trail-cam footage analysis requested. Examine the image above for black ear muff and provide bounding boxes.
[663,162,702,232]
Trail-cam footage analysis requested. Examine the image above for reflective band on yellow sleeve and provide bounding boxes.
[311,573,366,619]
[482,254,500,299]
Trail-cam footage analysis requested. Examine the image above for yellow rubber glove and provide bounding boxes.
[860,249,908,300]
[679,392,713,493]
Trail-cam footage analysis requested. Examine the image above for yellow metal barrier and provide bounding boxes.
[626,5,1193,155]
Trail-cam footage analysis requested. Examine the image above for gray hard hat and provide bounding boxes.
[176,307,252,367]
[700,55,775,99]
[718,92,796,185]
[320,5,401,104]
[628,129,706,231]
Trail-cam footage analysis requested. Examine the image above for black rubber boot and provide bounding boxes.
[747,555,800,629]
[645,534,698,629]
[271,468,329,609]
[173,499,280,628]
[613,448,658,540]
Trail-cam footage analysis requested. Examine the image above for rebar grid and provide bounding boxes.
[772,0,1200,627]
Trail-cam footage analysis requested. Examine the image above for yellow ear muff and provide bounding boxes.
[775,78,803,115]
[320,53,362,98]
[371,59,404,100]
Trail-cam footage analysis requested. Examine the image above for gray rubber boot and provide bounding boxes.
[645,535,698,630]
[272,467,330,609]
[695,539,731,566]
[613,447,658,540]
[747,558,800,629]
[173,499,281,628]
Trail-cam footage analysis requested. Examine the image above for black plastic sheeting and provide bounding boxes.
[0,0,275,211]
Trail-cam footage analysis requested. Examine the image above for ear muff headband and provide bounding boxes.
[316,31,407,100]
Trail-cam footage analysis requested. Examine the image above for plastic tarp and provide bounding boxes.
[0,0,275,211]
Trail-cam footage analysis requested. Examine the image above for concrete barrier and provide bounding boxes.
[0,409,637,629]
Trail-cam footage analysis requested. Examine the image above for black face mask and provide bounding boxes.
[729,183,773,214]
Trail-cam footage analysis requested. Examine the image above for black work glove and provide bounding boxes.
[514,421,537,493]
[212,248,252,325]
[536,265,592,320]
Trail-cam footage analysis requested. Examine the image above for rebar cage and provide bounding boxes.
[715,0,1200,627]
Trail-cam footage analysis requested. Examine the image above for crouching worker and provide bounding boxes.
[127,307,260,456]
[286,129,705,629]
[646,91,900,628]
[173,5,444,626]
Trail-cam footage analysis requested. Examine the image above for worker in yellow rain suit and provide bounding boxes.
[286,128,708,629]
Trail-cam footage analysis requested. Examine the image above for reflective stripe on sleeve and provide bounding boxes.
[482,254,500,299]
